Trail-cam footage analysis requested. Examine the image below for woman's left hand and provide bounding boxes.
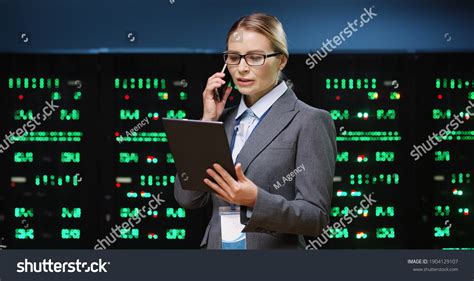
[204,163,258,207]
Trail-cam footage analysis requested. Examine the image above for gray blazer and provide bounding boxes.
[174,87,337,249]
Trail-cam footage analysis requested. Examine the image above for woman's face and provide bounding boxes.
[227,28,287,105]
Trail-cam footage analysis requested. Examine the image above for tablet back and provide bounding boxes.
[162,118,237,192]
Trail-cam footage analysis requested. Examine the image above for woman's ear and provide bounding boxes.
[279,55,288,70]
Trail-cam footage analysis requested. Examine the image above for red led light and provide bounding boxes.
[18,95,24,100]
[437,94,443,100]
[114,132,120,137]
[124,94,130,100]
[336,95,341,101]
[115,183,121,188]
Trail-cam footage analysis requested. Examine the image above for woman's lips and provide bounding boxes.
[237,78,254,86]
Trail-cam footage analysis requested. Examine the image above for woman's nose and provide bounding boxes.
[237,58,250,72]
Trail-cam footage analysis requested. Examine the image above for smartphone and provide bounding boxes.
[214,64,232,102]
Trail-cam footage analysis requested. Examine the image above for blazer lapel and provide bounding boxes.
[228,88,299,174]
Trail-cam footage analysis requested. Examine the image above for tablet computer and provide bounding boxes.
[162,118,237,192]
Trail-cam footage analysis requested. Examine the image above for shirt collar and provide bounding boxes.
[235,81,288,120]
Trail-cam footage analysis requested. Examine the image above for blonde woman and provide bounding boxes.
[174,13,337,249]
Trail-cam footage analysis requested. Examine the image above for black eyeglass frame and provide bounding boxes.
[223,51,282,66]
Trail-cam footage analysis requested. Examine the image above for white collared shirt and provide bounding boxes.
[232,81,288,163]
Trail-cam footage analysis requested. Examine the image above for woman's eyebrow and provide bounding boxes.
[226,49,266,54]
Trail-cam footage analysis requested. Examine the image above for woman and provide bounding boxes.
[174,13,337,249]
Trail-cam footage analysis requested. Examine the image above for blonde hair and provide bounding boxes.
[226,13,289,60]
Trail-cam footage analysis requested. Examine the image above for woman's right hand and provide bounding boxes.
[202,72,233,121]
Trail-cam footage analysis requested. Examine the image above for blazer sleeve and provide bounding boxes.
[241,109,337,236]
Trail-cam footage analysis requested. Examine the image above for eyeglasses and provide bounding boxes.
[223,51,281,66]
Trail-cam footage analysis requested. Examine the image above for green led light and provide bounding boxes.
[120,109,140,120]
[119,152,139,163]
[451,173,471,184]
[179,91,188,100]
[140,175,175,187]
[115,132,167,143]
[61,229,80,239]
[325,79,331,89]
[120,208,141,218]
[126,192,138,198]
[148,112,160,119]
[434,227,450,237]
[376,228,395,238]
[14,110,34,120]
[73,91,82,100]
[452,189,463,196]
[434,151,450,161]
[376,151,394,162]
[14,207,34,218]
[337,131,401,142]
[331,206,350,217]
[114,78,120,89]
[60,109,80,120]
[351,191,362,197]
[61,208,81,218]
[158,92,169,100]
[166,110,186,119]
[166,229,185,240]
[121,228,139,239]
[51,91,61,100]
[166,208,186,218]
[389,92,401,100]
[34,174,81,187]
[61,152,80,163]
[14,152,33,163]
[336,151,349,162]
[434,205,450,216]
[376,109,396,120]
[349,173,399,185]
[356,232,368,239]
[15,229,34,239]
[368,92,378,100]
[375,206,395,217]
[11,131,83,142]
[330,109,349,120]
[433,109,451,119]
[336,190,347,197]
[328,228,348,239]
[166,153,174,164]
